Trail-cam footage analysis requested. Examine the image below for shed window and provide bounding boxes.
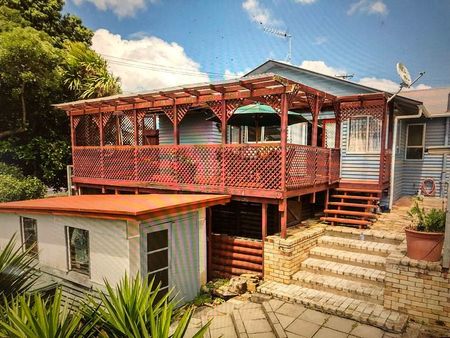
[405,124,425,160]
[244,126,281,143]
[66,227,90,275]
[21,217,38,256]
[347,116,381,153]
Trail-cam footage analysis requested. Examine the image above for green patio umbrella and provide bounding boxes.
[208,103,307,126]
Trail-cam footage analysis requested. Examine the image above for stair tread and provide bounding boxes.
[327,201,377,209]
[335,187,381,194]
[324,209,376,218]
[292,270,384,298]
[321,217,371,226]
[319,235,397,254]
[301,257,385,283]
[331,195,379,201]
[258,281,408,332]
[309,247,386,268]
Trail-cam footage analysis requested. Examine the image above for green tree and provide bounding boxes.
[0,0,93,46]
[62,42,121,99]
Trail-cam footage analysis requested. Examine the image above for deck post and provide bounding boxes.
[334,102,341,149]
[280,199,287,239]
[221,98,226,188]
[173,104,179,145]
[311,96,320,147]
[262,202,268,243]
[206,207,213,280]
[378,99,388,187]
[281,93,288,192]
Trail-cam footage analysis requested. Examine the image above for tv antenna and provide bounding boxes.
[260,23,292,64]
[335,74,354,80]
[387,62,425,102]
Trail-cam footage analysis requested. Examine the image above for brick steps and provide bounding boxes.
[318,235,396,256]
[309,247,386,270]
[326,226,405,244]
[301,257,385,284]
[258,281,408,333]
[291,271,384,304]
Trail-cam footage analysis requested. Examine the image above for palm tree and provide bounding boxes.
[61,42,121,99]
[86,273,209,338]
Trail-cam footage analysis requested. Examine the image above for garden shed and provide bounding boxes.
[0,194,230,302]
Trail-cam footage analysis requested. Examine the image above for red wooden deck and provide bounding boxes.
[72,143,340,198]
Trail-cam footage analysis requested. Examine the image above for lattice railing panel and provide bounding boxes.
[72,144,337,193]
[329,149,340,183]
[73,148,102,178]
[103,148,135,180]
[74,114,100,146]
[137,147,176,183]
[224,144,282,190]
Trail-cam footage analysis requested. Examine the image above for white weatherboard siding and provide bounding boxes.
[0,214,129,286]
[340,120,380,181]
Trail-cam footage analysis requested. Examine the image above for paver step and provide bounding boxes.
[301,257,385,284]
[334,187,381,194]
[320,217,371,227]
[331,194,379,201]
[291,270,384,304]
[325,226,405,243]
[327,201,377,209]
[324,209,377,218]
[309,247,386,269]
[258,281,408,333]
[318,235,396,256]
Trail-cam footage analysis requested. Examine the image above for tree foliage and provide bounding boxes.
[0,1,120,190]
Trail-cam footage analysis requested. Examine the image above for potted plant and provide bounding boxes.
[405,197,446,261]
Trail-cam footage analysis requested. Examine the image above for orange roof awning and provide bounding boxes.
[0,194,230,221]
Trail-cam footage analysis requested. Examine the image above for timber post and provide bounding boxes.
[378,99,388,187]
[280,199,287,239]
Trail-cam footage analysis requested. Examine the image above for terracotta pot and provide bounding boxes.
[405,228,444,262]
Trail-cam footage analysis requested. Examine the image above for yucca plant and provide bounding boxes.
[0,288,98,338]
[0,234,38,299]
[87,273,209,338]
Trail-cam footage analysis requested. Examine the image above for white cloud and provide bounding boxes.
[313,36,327,45]
[347,0,388,16]
[358,77,431,92]
[223,68,251,80]
[294,0,317,4]
[299,60,346,77]
[72,0,155,18]
[242,0,281,26]
[92,29,209,93]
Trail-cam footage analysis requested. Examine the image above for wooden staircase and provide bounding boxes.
[321,187,381,228]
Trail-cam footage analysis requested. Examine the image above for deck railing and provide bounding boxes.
[72,144,340,193]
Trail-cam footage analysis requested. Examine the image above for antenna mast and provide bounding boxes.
[260,23,292,63]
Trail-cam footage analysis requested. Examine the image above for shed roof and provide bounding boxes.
[400,87,450,118]
[0,194,230,221]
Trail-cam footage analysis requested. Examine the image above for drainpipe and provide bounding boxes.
[442,117,449,198]
[388,106,424,209]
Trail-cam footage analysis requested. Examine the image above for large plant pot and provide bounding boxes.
[405,228,444,262]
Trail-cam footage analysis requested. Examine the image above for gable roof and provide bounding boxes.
[400,87,450,118]
[0,194,230,221]
[245,60,379,96]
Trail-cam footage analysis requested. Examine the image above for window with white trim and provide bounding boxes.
[347,116,381,153]
[405,124,425,160]
[243,126,281,143]
[66,227,90,275]
[21,217,38,256]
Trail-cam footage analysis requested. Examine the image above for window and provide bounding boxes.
[21,217,38,256]
[244,126,281,143]
[347,116,381,153]
[405,124,425,160]
[66,227,90,275]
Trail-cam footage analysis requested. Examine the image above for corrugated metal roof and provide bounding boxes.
[0,194,230,221]
[400,87,450,117]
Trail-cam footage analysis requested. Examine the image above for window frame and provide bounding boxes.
[405,123,426,161]
[20,216,38,257]
[65,226,91,277]
[346,115,382,154]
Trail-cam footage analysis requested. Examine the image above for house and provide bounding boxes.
[0,194,230,302]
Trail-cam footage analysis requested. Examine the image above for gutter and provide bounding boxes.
[388,105,424,209]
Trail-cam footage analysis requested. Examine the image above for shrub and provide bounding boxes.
[407,198,446,232]
[0,162,24,179]
[0,174,46,202]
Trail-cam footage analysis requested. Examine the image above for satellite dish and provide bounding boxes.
[396,63,412,87]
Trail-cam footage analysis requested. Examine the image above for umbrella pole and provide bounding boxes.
[255,116,259,144]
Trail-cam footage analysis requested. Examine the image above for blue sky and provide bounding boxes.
[65,0,450,93]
